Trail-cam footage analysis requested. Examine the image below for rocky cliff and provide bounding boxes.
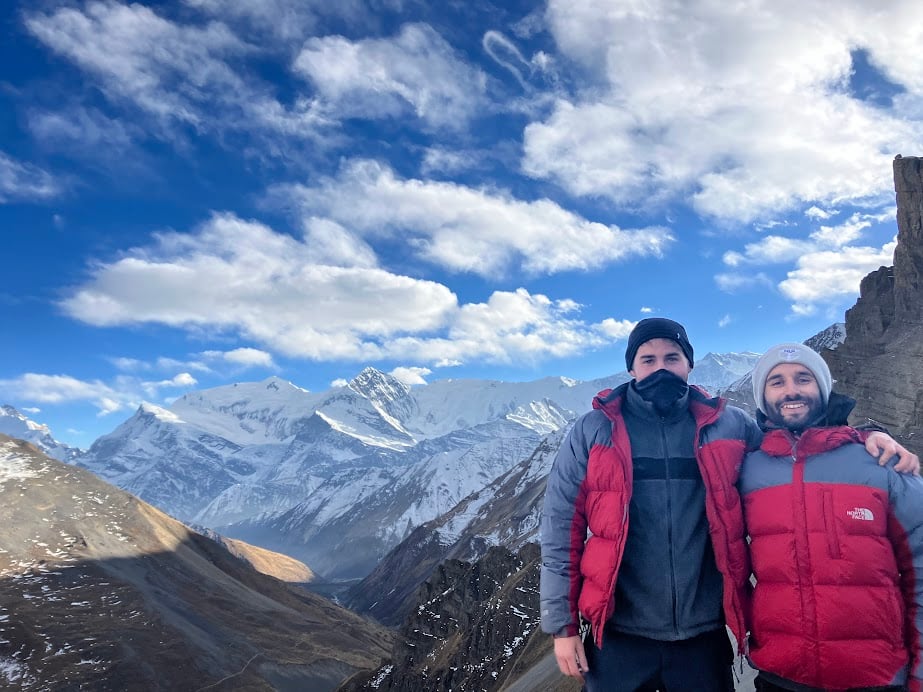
[823,155,923,455]
[337,543,578,692]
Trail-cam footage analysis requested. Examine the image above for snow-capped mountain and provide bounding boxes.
[804,321,847,352]
[67,353,757,581]
[689,351,762,393]
[0,405,83,462]
[346,428,565,625]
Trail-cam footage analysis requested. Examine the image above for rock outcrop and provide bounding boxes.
[337,543,578,692]
[823,155,923,455]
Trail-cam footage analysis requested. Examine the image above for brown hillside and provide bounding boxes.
[0,434,392,691]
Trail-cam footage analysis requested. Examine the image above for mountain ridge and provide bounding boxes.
[5,351,761,583]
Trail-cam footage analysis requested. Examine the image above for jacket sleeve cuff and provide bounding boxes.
[553,624,579,638]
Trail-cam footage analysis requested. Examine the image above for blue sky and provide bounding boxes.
[2,0,922,448]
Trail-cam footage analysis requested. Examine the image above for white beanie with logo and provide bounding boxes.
[751,342,833,415]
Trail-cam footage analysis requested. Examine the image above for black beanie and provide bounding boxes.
[624,318,694,371]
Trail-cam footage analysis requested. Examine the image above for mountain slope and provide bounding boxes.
[345,429,563,625]
[0,434,392,691]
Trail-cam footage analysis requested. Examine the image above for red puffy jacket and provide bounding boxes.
[740,423,923,691]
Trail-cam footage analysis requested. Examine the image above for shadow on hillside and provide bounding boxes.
[0,533,392,692]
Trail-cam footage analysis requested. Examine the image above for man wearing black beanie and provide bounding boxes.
[540,318,917,692]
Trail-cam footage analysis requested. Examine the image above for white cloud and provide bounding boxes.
[805,205,836,220]
[112,355,211,374]
[302,217,378,268]
[24,2,331,144]
[279,159,673,277]
[0,370,202,418]
[723,236,814,268]
[293,23,486,129]
[780,240,897,315]
[141,372,198,397]
[60,213,458,360]
[183,0,368,43]
[58,214,642,367]
[524,0,923,224]
[718,314,732,328]
[421,147,484,175]
[715,272,775,292]
[172,372,198,386]
[218,348,276,368]
[809,214,872,247]
[0,374,132,416]
[330,378,349,388]
[0,152,61,202]
[23,407,41,414]
[483,30,532,89]
[373,288,624,365]
[390,366,431,385]
[718,208,897,314]
[639,307,653,314]
[110,357,147,372]
[596,318,636,339]
[28,106,137,163]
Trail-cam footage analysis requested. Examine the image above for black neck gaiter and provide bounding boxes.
[633,369,690,416]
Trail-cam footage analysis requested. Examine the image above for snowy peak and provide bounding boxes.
[0,404,82,461]
[1,404,47,433]
[261,375,306,393]
[690,351,762,393]
[348,367,411,404]
[138,401,181,422]
[804,322,846,352]
[169,377,321,445]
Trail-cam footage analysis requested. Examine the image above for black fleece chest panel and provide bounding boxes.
[632,456,700,480]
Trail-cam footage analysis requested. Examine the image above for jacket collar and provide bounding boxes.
[593,380,723,425]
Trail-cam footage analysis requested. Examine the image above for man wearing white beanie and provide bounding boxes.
[740,342,923,692]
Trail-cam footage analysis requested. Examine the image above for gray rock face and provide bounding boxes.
[823,155,923,455]
[893,155,923,326]
[338,544,558,692]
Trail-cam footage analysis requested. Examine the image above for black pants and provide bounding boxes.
[754,674,906,692]
[582,628,734,692]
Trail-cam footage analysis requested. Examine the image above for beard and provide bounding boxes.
[765,394,825,432]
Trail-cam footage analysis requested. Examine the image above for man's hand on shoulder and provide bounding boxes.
[553,634,588,681]
[864,431,920,475]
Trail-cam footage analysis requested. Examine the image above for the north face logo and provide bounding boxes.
[846,507,874,521]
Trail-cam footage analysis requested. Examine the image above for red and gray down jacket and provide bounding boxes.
[539,382,758,649]
[740,412,923,692]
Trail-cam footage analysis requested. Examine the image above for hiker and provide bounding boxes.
[740,342,923,691]
[539,318,918,691]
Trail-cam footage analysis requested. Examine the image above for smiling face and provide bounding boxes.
[763,363,824,430]
[629,338,693,383]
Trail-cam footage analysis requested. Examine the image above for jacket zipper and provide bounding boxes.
[661,420,678,634]
[789,432,821,680]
